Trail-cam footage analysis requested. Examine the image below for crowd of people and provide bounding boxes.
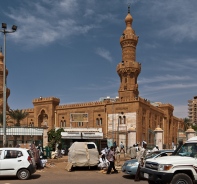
[98,140,160,177]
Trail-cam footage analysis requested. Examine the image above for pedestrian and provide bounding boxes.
[30,143,41,169]
[172,141,174,150]
[98,154,109,170]
[113,141,117,148]
[37,143,44,158]
[130,144,137,159]
[106,146,118,174]
[152,145,159,152]
[104,145,109,155]
[57,143,62,158]
[135,141,148,181]
[115,145,120,164]
[120,141,125,153]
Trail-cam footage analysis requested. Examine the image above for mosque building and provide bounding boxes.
[0,6,184,149]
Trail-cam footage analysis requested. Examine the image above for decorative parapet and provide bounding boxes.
[33,96,60,102]
[23,108,34,112]
[56,101,105,109]
[158,103,174,110]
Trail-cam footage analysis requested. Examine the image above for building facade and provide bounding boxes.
[188,96,197,124]
[0,7,184,149]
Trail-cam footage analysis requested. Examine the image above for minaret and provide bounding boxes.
[0,49,10,112]
[117,6,141,101]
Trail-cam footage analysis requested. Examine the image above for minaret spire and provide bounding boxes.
[116,7,141,101]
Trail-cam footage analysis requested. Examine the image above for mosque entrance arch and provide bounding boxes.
[38,110,48,127]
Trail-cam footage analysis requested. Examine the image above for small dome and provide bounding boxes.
[125,13,133,23]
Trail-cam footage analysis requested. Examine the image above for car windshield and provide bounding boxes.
[145,151,161,159]
[174,143,197,158]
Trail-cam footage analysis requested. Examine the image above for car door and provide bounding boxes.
[0,149,24,176]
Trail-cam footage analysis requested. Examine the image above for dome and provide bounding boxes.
[125,13,133,24]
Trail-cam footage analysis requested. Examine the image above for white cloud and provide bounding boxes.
[95,48,113,63]
[140,1,197,42]
[143,83,197,92]
[139,75,191,84]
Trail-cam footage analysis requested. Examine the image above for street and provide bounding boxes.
[0,156,148,184]
[0,169,148,184]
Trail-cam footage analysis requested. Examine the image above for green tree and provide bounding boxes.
[8,109,29,126]
[47,128,64,150]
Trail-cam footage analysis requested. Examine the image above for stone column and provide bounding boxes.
[127,126,136,148]
[43,127,48,147]
[154,125,163,150]
[186,126,196,140]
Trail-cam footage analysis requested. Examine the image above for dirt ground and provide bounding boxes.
[41,153,130,173]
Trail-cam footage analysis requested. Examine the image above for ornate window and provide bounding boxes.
[60,120,66,128]
[77,122,83,127]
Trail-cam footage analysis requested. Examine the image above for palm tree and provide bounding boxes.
[8,109,29,126]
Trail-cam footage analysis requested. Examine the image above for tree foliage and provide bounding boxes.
[8,109,29,126]
[47,128,64,149]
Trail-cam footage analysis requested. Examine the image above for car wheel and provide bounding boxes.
[17,169,30,180]
[170,173,192,184]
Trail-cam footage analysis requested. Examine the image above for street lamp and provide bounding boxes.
[0,23,17,146]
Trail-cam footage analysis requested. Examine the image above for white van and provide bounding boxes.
[68,142,99,168]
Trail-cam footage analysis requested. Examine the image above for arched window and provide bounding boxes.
[60,120,66,128]
[99,118,102,126]
[123,116,126,124]
[96,118,99,126]
[77,122,83,127]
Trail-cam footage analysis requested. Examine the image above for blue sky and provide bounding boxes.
[0,0,197,119]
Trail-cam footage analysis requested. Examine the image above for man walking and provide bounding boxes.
[106,146,118,174]
[135,141,148,181]
[120,141,125,153]
[130,144,137,159]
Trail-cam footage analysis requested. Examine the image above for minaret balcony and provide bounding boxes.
[116,61,141,73]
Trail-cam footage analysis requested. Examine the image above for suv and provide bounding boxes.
[141,136,197,184]
[0,147,36,180]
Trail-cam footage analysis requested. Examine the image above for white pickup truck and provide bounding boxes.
[140,136,197,184]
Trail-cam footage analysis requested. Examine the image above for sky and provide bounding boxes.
[0,0,197,119]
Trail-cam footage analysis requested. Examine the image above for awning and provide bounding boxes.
[61,132,82,139]
[81,132,103,139]
[61,131,103,139]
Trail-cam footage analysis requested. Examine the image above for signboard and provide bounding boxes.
[70,113,88,122]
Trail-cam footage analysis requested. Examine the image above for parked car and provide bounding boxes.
[68,142,99,168]
[122,149,174,176]
[0,147,36,180]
